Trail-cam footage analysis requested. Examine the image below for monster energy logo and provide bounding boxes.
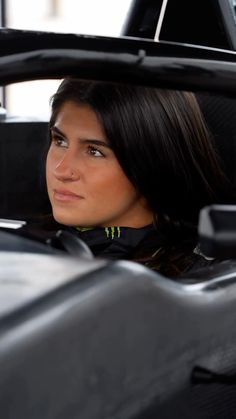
[76,226,121,239]
[104,226,121,239]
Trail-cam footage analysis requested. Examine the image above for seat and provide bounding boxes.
[197,92,236,191]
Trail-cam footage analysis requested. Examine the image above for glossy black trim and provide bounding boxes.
[121,0,162,39]
[0,29,236,96]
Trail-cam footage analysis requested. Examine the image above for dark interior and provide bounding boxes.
[197,92,236,190]
[0,118,51,220]
[123,0,236,50]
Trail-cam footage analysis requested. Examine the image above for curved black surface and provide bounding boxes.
[0,29,235,95]
[0,228,56,254]
[0,256,236,418]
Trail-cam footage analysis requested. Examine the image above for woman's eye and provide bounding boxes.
[51,135,68,148]
[87,146,104,157]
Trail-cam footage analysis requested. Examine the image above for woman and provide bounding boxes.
[46,78,231,276]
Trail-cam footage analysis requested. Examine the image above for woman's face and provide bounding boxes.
[46,100,153,227]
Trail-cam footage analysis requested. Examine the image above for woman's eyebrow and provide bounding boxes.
[80,138,111,148]
[50,126,66,138]
[51,126,111,148]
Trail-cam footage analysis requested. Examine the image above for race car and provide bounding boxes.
[0,1,236,418]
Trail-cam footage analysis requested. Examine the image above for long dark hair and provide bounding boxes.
[49,78,229,226]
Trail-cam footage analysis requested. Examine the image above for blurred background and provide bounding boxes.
[3,0,132,119]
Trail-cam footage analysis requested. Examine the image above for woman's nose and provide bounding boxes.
[54,151,80,181]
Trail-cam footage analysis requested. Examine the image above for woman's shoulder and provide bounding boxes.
[131,224,214,277]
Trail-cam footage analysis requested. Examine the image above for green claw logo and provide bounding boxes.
[105,226,121,239]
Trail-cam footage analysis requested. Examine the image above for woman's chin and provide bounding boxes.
[52,212,92,227]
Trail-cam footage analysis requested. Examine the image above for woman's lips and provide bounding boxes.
[53,189,84,202]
